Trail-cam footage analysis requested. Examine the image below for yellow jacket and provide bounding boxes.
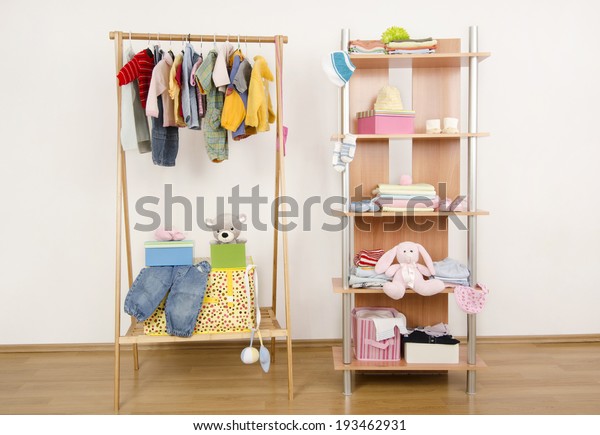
[245,55,275,132]
[168,53,186,128]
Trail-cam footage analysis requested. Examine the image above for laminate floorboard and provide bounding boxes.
[0,343,598,415]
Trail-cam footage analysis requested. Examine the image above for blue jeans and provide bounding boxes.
[124,261,211,337]
[151,97,179,167]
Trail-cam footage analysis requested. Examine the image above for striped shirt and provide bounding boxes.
[354,249,385,267]
[117,49,154,109]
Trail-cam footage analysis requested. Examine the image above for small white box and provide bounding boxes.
[404,343,459,364]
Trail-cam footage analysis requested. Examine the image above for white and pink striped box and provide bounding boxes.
[352,307,402,361]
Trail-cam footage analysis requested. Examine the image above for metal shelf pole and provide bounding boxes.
[467,24,479,395]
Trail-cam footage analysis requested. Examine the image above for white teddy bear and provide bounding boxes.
[205,213,247,244]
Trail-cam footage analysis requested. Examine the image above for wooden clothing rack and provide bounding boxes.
[109,31,292,412]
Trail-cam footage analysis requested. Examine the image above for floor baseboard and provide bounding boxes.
[1,334,599,353]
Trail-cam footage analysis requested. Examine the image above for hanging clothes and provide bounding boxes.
[153,44,163,65]
[117,48,154,109]
[245,55,275,132]
[221,49,249,139]
[147,53,177,127]
[190,55,207,121]
[213,43,235,92]
[146,52,180,167]
[182,43,201,130]
[169,53,186,127]
[195,49,228,162]
[233,59,255,139]
[119,46,151,153]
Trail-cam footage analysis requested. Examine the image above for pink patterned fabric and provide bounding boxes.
[454,283,489,314]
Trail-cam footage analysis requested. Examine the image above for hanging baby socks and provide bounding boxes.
[332,134,358,172]
[340,133,357,163]
[332,140,345,172]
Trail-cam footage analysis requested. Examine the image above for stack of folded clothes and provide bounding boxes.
[349,266,391,288]
[354,249,384,267]
[385,38,438,55]
[404,322,460,344]
[349,249,391,288]
[348,40,386,55]
[372,183,439,212]
[432,257,470,286]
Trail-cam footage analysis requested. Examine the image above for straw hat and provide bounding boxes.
[374,85,404,111]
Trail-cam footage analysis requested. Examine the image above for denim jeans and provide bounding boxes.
[124,261,211,337]
[151,96,179,167]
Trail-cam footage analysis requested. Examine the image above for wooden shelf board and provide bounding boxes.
[332,277,455,294]
[331,209,489,217]
[332,346,487,371]
[331,133,489,141]
[119,307,288,344]
[349,52,491,69]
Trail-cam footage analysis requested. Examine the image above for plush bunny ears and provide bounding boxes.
[415,243,436,276]
[374,247,398,274]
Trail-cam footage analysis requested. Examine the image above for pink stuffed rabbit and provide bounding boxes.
[374,241,446,300]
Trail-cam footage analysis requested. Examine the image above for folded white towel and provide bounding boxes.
[356,309,394,319]
[372,315,409,340]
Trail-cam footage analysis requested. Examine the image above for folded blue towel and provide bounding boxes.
[433,257,470,279]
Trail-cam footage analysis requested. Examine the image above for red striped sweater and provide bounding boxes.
[354,249,385,267]
[117,49,154,109]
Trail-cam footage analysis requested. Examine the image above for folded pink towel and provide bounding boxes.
[375,196,439,209]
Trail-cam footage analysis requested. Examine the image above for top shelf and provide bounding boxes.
[349,52,490,69]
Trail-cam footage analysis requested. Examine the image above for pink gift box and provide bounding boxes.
[357,114,415,134]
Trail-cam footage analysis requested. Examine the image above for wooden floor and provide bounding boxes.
[0,342,599,415]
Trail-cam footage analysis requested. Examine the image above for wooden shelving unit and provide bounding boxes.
[334,27,489,395]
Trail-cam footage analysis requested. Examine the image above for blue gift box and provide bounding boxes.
[145,240,194,266]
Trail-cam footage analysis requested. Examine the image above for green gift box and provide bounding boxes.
[210,243,247,268]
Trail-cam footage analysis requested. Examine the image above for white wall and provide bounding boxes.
[1,0,599,344]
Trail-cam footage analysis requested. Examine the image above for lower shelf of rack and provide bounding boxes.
[119,307,288,344]
[332,346,486,371]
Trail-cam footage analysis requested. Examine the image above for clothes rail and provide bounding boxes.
[110,31,292,413]
[109,31,288,44]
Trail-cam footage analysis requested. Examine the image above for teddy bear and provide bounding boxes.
[205,213,247,244]
[374,241,445,300]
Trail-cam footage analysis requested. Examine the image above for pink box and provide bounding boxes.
[352,307,402,361]
[357,114,415,134]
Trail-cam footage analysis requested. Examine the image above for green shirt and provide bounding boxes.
[195,50,228,162]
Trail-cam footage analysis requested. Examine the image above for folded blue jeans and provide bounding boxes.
[124,261,211,337]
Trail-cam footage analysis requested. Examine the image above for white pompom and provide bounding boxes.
[240,347,259,364]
